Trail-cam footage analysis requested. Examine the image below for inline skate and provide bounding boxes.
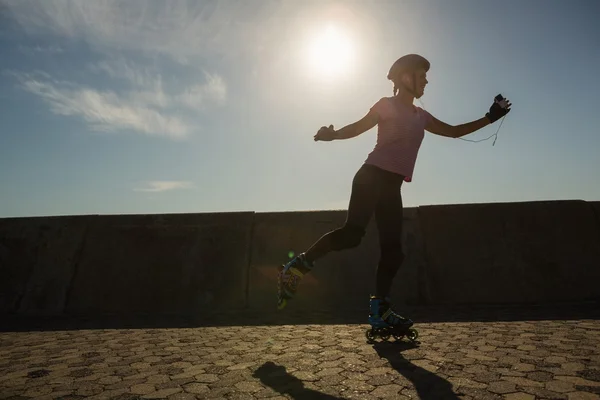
[277,253,313,310]
[365,295,418,343]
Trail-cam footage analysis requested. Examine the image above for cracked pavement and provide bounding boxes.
[1,306,599,399]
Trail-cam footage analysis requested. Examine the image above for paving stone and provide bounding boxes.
[182,382,209,394]
[130,383,156,395]
[547,379,577,393]
[504,393,536,400]
[488,380,517,394]
[370,383,403,398]
[567,392,600,400]
[527,371,555,382]
[142,388,183,398]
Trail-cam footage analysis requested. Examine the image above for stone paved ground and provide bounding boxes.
[1,307,599,400]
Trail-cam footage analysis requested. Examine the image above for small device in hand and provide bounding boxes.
[495,94,508,109]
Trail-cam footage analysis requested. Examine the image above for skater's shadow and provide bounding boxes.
[372,341,461,399]
[253,361,344,399]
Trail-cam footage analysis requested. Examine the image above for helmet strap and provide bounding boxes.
[412,72,417,97]
[400,72,418,98]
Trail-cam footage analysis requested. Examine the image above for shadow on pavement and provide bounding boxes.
[2,301,599,332]
[372,340,462,400]
[253,361,344,400]
[252,341,463,400]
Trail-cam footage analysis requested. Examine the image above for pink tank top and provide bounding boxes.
[364,97,432,182]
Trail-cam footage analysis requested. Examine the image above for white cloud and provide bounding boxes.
[88,59,227,108]
[178,72,227,109]
[14,72,190,138]
[8,60,227,138]
[18,44,64,56]
[1,0,274,61]
[4,1,233,139]
[134,181,194,192]
[89,59,156,87]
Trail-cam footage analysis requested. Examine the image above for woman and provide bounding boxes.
[277,54,511,331]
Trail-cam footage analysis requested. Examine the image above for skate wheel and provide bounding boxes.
[380,332,391,341]
[365,329,376,343]
[407,328,418,342]
[393,334,404,341]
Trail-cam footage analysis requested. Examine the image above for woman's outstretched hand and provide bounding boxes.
[486,95,512,123]
[314,125,336,141]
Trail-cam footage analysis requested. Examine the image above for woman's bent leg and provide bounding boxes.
[304,164,381,263]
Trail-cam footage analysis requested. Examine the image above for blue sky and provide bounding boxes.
[1,0,599,218]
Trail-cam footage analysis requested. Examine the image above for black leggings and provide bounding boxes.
[304,163,405,298]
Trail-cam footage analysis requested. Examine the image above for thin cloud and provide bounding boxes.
[88,60,171,109]
[18,44,64,56]
[89,60,227,108]
[14,72,190,138]
[134,181,194,193]
[8,63,226,138]
[1,0,277,61]
[88,59,156,87]
[4,1,231,139]
[178,72,227,109]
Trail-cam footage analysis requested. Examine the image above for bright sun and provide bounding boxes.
[307,26,354,78]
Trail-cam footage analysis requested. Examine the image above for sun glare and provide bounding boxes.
[307,25,354,79]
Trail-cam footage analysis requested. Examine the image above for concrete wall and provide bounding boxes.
[0,216,90,316]
[418,200,600,305]
[1,200,599,319]
[65,212,254,317]
[1,212,254,318]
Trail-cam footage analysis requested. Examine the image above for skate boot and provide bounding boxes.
[277,253,313,310]
[365,295,418,343]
